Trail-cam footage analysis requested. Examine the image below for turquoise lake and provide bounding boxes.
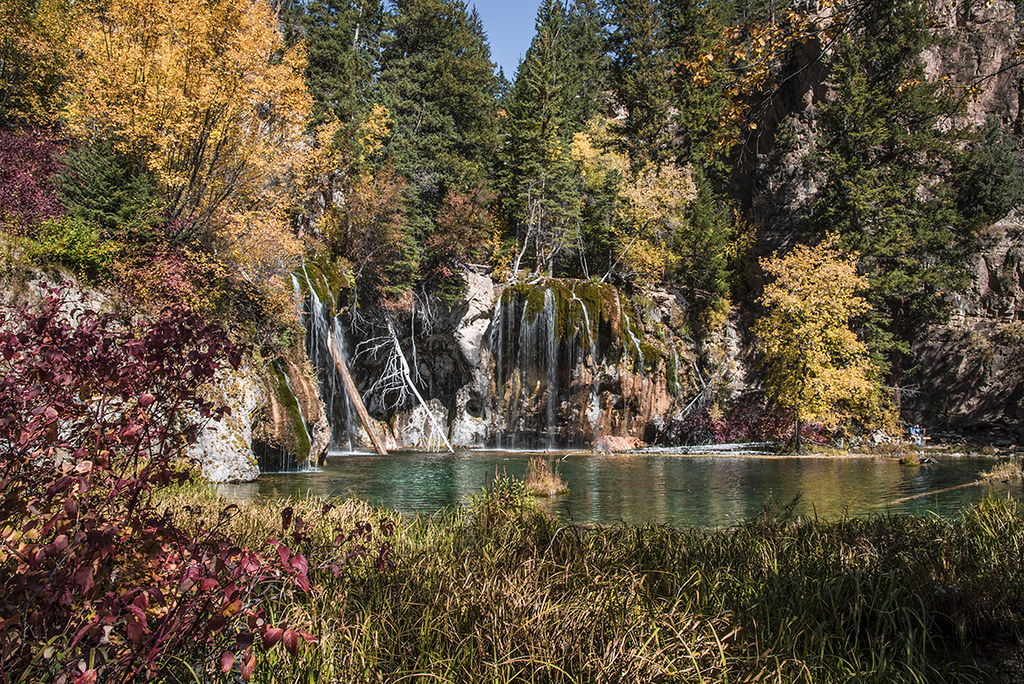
[220,450,1022,528]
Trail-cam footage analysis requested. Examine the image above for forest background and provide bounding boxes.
[3,0,1024,435]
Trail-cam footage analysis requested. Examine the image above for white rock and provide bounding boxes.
[189,364,262,482]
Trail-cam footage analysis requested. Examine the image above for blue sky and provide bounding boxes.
[469,0,538,78]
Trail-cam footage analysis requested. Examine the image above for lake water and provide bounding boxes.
[219,450,1022,528]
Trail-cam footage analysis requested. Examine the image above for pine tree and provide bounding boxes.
[292,0,384,124]
[501,0,583,276]
[605,0,676,165]
[564,0,609,129]
[375,0,500,301]
[378,0,499,216]
[672,169,732,333]
[662,0,733,171]
[809,0,972,379]
[52,140,163,241]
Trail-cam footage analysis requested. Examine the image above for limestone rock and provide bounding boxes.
[592,435,646,452]
[395,398,451,450]
[449,271,498,447]
[190,365,262,483]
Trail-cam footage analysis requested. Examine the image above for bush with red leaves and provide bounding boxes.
[0,130,65,233]
[0,288,325,682]
[674,393,796,445]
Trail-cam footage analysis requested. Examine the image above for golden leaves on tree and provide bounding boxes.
[754,238,891,432]
[65,0,312,243]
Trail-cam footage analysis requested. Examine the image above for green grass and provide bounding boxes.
[157,483,1024,683]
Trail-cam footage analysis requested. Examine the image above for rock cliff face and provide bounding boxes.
[905,215,1024,437]
[738,0,1024,438]
[252,351,331,472]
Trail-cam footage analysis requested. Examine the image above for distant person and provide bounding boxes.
[910,425,924,447]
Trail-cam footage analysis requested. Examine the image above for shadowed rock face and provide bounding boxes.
[905,216,1024,438]
[736,0,1024,439]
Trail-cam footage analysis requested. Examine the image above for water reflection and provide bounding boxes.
[220,451,1022,528]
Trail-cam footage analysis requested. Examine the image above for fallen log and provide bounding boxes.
[327,330,388,456]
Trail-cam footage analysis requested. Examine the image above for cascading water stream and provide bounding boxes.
[543,289,558,448]
[293,266,360,451]
[569,286,601,435]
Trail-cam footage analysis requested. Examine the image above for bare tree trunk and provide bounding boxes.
[387,320,454,453]
[328,330,389,456]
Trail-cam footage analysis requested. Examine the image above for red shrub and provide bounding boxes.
[0,287,312,682]
[0,130,65,233]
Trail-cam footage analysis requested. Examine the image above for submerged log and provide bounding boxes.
[327,331,388,456]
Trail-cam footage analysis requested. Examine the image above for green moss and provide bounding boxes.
[293,254,353,320]
[504,278,617,345]
[619,307,662,371]
[269,361,311,464]
[501,278,671,374]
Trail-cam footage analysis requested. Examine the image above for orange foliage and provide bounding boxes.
[428,186,491,275]
[328,163,414,299]
[111,247,227,315]
[0,0,74,124]
[65,0,311,242]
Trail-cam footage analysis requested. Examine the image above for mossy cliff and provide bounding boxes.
[487,278,717,447]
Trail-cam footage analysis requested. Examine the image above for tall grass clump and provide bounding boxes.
[524,454,570,496]
[143,483,1024,683]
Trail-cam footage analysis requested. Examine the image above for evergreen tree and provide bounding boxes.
[662,0,733,171]
[564,0,609,128]
[378,0,499,217]
[672,169,732,333]
[502,0,583,276]
[375,0,500,301]
[291,0,385,124]
[52,140,164,242]
[605,0,676,165]
[809,0,972,378]
[956,116,1024,228]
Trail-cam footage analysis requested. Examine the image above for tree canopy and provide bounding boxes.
[755,240,890,451]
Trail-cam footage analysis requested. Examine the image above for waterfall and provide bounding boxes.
[293,265,360,451]
[569,285,601,436]
[543,289,558,448]
[490,278,624,448]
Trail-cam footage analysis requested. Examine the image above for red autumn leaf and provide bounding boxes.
[220,650,235,673]
[240,649,256,680]
[262,626,284,648]
[73,670,97,684]
[283,628,298,655]
[126,613,146,646]
[74,565,94,593]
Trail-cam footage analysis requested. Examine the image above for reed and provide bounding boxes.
[153,483,1024,683]
[982,458,1023,482]
[524,454,570,496]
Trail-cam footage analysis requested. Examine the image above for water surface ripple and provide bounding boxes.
[220,450,1022,528]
